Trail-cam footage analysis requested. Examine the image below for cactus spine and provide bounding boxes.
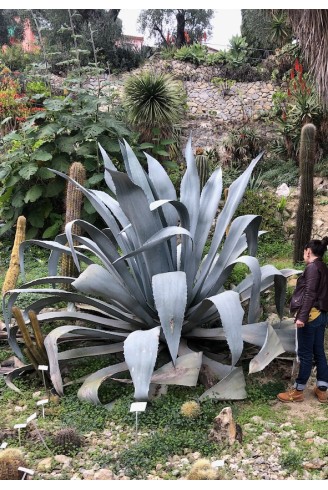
[61,162,86,283]
[53,427,82,454]
[195,154,209,191]
[293,123,316,263]
[1,216,26,296]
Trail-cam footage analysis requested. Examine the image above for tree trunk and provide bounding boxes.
[176,10,185,48]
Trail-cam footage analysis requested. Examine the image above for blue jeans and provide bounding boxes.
[294,312,328,390]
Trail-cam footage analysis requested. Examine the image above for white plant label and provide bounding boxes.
[38,365,48,371]
[18,467,34,475]
[26,413,37,424]
[14,423,27,429]
[130,402,147,412]
[0,442,8,449]
[212,460,225,468]
[36,399,49,406]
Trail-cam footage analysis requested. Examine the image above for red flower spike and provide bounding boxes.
[290,69,295,79]
[295,59,300,72]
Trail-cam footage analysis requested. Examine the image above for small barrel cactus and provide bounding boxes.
[180,400,201,418]
[53,427,82,454]
[186,458,219,480]
[0,448,26,480]
[195,154,209,191]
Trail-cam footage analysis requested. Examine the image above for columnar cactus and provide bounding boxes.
[12,306,48,373]
[293,123,316,263]
[61,162,86,282]
[195,154,209,191]
[1,216,26,296]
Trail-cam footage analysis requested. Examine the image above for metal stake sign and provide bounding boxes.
[18,467,34,480]
[38,365,48,392]
[26,413,51,453]
[130,402,147,442]
[14,423,26,446]
[36,399,48,418]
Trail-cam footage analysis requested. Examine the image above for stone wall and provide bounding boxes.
[114,58,279,151]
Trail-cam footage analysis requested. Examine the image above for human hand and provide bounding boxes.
[295,319,305,328]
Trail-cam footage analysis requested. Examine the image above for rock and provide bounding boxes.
[276,183,290,197]
[208,407,242,445]
[80,469,95,480]
[55,454,72,465]
[94,468,115,480]
[37,457,52,471]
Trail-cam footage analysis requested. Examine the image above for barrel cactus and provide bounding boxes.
[0,448,25,480]
[2,137,300,406]
[53,427,82,454]
[195,154,209,191]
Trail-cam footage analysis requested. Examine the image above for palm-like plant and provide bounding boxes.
[2,138,300,406]
[123,71,186,141]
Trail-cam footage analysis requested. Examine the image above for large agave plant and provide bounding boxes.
[2,138,299,406]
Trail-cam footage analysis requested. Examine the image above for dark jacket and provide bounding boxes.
[290,258,328,323]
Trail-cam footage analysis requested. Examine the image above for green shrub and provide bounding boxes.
[174,44,208,65]
[259,158,299,187]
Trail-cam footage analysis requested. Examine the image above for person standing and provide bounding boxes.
[277,237,328,403]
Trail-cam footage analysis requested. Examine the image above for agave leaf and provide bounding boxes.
[4,365,35,393]
[192,167,223,276]
[113,226,192,266]
[202,355,233,380]
[108,169,173,277]
[98,142,117,194]
[44,325,126,395]
[152,272,187,364]
[150,352,202,386]
[58,342,124,360]
[123,327,160,401]
[77,361,128,407]
[72,264,154,326]
[48,168,120,230]
[199,366,247,401]
[180,135,200,237]
[35,311,134,331]
[63,220,150,311]
[249,324,285,374]
[146,152,177,201]
[19,239,92,281]
[194,215,261,302]
[271,319,296,352]
[122,139,156,204]
[193,153,263,297]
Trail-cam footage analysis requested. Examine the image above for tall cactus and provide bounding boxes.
[1,215,26,296]
[293,123,316,264]
[195,154,209,191]
[61,162,86,283]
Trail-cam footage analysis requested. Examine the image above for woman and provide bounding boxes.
[277,236,328,403]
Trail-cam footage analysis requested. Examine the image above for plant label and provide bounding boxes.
[14,423,27,429]
[38,365,48,371]
[19,467,35,479]
[130,402,147,412]
[26,413,37,424]
[0,442,8,449]
[36,399,48,406]
[211,460,225,468]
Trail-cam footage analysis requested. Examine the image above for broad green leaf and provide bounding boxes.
[42,222,62,239]
[18,164,38,180]
[124,327,160,401]
[43,98,66,111]
[37,167,56,179]
[33,150,53,162]
[152,272,187,364]
[138,143,154,149]
[24,185,43,203]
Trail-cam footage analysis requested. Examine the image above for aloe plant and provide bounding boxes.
[2,137,300,406]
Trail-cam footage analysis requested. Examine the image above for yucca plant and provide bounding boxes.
[2,137,300,406]
[123,71,185,141]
